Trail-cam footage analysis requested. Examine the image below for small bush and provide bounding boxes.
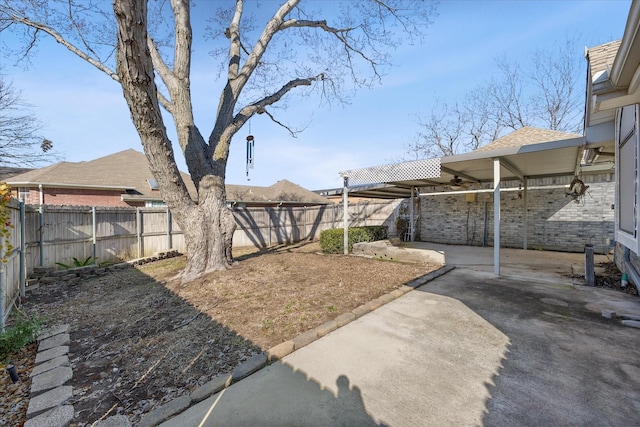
[319,226,388,254]
[0,313,45,362]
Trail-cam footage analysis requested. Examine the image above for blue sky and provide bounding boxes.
[1,0,632,191]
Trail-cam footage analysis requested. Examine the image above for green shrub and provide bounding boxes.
[56,256,97,269]
[0,313,45,362]
[319,226,388,254]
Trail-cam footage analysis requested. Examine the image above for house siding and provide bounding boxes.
[419,173,615,254]
[12,187,140,207]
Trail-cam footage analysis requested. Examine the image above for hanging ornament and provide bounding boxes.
[246,135,255,180]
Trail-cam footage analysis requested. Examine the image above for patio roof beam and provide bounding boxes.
[440,166,482,183]
[494,157,524,180]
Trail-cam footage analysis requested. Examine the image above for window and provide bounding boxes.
[147,179,159,191]
[145,201,166,207]
[18,187,29,202]
[616,104,639,253]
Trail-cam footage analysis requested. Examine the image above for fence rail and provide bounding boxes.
[0,199,400,329]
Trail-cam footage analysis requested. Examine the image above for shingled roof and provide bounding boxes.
[0,166,33,181]
[227,179,330,205]
[7,150,328,205]
[587,40,622,78]
[7,149,198,200]
[474,127,582,152]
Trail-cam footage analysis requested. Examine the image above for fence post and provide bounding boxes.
[268,208,272,247]
[19,201,25,298]
[39,205,44,267]
[136,208,142,258]
[166,207,172,250]
[304,206,307,240]
[92,206,97,262]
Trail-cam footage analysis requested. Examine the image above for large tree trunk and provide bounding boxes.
[180,176,236,282]
[114,0,234,283]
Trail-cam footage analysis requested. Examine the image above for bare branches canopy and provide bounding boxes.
[408,37,584,159]
[0,77,58,167]
[0,0,436,280]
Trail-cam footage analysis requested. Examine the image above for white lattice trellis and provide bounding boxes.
[339,158,441,186]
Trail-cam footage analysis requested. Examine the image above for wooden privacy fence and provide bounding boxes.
[0,199,399,329]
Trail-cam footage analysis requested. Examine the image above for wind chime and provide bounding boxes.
[246,129,255,181]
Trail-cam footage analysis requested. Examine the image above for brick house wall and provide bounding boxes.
[12,187,144,207]
[419,173,615,254]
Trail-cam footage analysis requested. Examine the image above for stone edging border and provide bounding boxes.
[20,252,181,427]
[24,324,74,427]
[137,264,457,427]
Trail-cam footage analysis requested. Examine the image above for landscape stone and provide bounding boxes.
[35,346,69,364]
[389,289,405,299]
[399,285,413,294]
[38,333,70,352]
[24,405,74,427]
[30,356,70,377]
[93,415,132,427]
[363,299,384,312]
[315,320,338,338]
[49,270,69,277]
[266,341,294,362]
[190,374,232,403]
[351,304,370,319]
[37,325,70,341]
[30,366,73,395]
[377,293,394,305]
[232,353,267,382]
[292,329,318,350]
[406,265,455,288]
[26,386,73,419]
[137,395,192,427]
[621,320,640,329]
[602,309,617,319]
[334,312,356,327]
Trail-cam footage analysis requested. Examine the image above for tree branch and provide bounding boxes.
[214,73,322,161]
[261,109,298,137]
[10,14,119,82]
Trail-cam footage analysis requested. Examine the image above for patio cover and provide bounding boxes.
[338,130,605,275]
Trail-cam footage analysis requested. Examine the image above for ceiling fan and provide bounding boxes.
[450,176,468,190]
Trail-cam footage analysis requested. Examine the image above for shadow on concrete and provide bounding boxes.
[417,268,640,426]
[164,363,385,426]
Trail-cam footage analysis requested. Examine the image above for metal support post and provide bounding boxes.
[343,177,349,255]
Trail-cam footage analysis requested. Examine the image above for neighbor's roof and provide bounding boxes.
[227,179,330,205]
[586,40,621,79]
[7,149,197,199]
[474,127,582,152]
[0,166,33,181]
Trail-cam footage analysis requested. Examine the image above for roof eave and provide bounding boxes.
[6,181,134,191]
[441,136,585,164]
[611,1,640,87]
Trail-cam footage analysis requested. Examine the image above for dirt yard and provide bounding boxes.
[6,242,439,426]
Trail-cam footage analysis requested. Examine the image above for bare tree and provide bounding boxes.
[529,38,583,133]
[411,101,468,158]
[408,36,584,159]
[0,76,57,166]
[0,0,435,282]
